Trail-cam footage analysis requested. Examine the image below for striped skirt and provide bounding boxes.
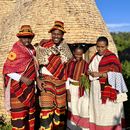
[39,75,66,130]
[10,93,35,130]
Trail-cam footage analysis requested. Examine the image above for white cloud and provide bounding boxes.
[107,23,130,32]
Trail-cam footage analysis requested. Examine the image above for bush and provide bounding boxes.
[0,114,12,130]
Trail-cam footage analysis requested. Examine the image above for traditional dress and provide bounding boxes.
[66,58,89,130]
[36,39,72,130]
[88,49,126,130]
[3,41,38,130]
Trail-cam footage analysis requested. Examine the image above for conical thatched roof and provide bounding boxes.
[0,0,117,48]
[0,0,117,115]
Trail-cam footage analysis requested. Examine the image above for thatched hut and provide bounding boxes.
[0,0,117,115]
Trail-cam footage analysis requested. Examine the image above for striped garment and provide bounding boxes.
[38,39,71,130]
[10,60,36,107]
[66,58,88,81]
[66,58,88,97]
[11,91,35,130]
[39,75,66,130]
[3,41,37,130]
[40,39,69,80]
[89,49,122,85]
[46,53,67,80]
[66,58,89,130]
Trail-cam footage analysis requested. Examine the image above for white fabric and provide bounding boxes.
[78,93,89,118]
[116,93,128,103]
[107,71,128,93]
[89,80,124,126]
[7,73,21,81]
[4,78,11,111]
[68,81,79,116]
[66,78,70,89]
[88,55,103,81]
[41,66,53,76]
[88,55,125,127]
[67,78,89,129]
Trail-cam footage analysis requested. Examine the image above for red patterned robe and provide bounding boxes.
[3,41,37,130]
[38,39,71,130]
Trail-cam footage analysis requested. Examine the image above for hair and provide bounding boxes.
[51,29,64,35]
[96,36,108,46]
[73,44,84,53]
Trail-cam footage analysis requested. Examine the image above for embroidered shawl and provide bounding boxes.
[89,49,122,84]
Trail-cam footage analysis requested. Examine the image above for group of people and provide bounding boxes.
[3,21,128,130]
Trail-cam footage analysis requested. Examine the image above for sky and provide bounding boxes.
[95,0,130,32]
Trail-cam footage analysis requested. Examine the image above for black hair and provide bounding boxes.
[73,44,84,53]
[18,36,34,39]
[96,36,108,46]
[51,29,64,35]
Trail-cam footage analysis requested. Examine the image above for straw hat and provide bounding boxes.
[48,21,66,33]
[16,25,35,37]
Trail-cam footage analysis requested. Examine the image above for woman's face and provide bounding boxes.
[96,41,108,56]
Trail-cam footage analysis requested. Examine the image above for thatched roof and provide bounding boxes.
[0,0,116,50]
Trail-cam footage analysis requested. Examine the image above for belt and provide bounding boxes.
[69,81,79,86]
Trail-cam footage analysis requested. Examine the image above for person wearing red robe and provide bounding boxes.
[36,21,72,130]
[3,25,38,130]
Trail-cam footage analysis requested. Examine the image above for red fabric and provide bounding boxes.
[79,87,85,97]
[10,60,36,107]
[66,58,88,97]
[3,41,35,75]
[101,85,117,104]
[89,49,122,85]
[3,41,37,107]
[67,110,89,128]
[40,39,67,80]
[89,123,122,130]
[66,58,88,81]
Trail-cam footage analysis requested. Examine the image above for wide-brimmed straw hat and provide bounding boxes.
[16,25,35,38]
[48,21,66,33]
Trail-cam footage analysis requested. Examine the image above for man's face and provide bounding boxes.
[51,30,64,45]
[19,37,33,46]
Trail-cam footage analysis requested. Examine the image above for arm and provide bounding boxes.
[88,71,107,78]
[7,73,33,85]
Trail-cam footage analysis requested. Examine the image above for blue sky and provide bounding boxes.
[95,0,130,32]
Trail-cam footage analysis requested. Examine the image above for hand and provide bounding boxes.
[89,72,100,77]
[20,76,33,85]
[36,77,46,91]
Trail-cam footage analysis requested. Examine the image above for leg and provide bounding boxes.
[28,106,35,130]
[11,96,33,130]
[54,83,66,130]
[39,84,55,130]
